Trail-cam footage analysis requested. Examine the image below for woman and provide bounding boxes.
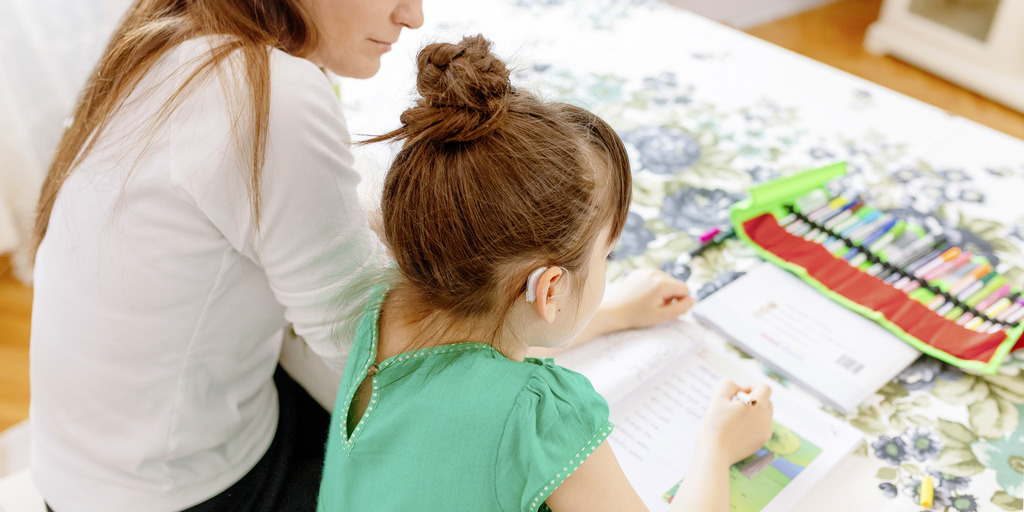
[30,1,422,510]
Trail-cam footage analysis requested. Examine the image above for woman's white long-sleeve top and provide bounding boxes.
[30,37,374,511]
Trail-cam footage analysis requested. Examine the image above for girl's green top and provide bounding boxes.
[317,287,614,512]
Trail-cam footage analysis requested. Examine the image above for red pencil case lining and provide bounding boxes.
[742,213,1013,363]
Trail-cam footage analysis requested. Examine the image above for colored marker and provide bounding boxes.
[821,206,869,234]
[865,220,904,254]
[885,247,943,284]
[963,285,1012,329]
[993,296,1024,323]
[880,235,949,282]
[948,263,992,295]
[779,194,829,227]
[825,212,889,254]
[926,263,991,310]
[686,226,737,260]
[920,476,934,508]
[1001,303,1024,327]
[788,197,849,234]
[923,261,979,310]
[921,252,973,283]
[904,252,971,294]
[806,202,863,241]
[939,271,999,318]
[865,231,917,275]
[869,233,938,278]
[732,391,756,406]
[894,247,961,290]
[954,278,1008,324]
[845,217,897,262]
[807,198,861,234]
[817,207,878,245]
[789,198,840,227]
[974,293,1020,332]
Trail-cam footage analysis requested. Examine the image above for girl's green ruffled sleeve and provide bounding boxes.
[495,362,615,512]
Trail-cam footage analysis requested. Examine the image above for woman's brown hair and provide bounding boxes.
[31,0,319,257]
[372,35,631,350]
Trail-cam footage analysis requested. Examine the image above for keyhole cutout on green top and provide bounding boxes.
[346,364,377,437]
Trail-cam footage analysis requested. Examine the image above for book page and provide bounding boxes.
[555,320,702,406]
[692,262,920,413]
[555,324,861,512]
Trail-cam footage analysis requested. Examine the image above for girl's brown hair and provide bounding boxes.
[372,35,631,349]
[31,0,318,257]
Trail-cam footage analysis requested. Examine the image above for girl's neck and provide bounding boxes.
[377,291,529,363]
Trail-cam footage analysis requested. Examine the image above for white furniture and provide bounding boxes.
[0,422,43,512]
[865,0,1024,113]
[0,470,45,512]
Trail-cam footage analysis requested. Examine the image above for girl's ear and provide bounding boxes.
[530,266,566,324]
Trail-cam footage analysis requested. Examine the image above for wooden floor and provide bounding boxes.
[2,0,1023,433]
[1,257,32,431]
[744,0,1024,141]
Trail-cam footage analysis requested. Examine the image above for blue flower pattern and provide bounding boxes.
[616,212,656,258]
[621,126,702,175]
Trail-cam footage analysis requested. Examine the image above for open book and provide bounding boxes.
[555,320,862,512]
[692,262,921,414]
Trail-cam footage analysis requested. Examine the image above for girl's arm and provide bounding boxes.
[529,269,696,358]
[583,268,696,342]
[546,381,773,512]
[544,440,647,512]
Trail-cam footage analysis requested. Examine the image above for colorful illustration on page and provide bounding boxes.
[662,421,823,511]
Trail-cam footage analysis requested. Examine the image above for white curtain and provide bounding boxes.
[0,0,131,280]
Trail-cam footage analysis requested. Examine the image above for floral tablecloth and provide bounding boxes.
[338,1,1024,510]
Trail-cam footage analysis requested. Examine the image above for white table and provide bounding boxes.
[340,1,1024,511]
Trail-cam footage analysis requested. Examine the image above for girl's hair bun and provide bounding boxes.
[403,34,512,143]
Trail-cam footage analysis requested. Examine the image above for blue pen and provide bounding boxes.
[825,210,884,253]
[815,208,880,246]
[845,217,897,261]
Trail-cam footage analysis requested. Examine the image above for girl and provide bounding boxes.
[317,35,774,511]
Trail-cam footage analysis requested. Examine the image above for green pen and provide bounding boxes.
[946,274,1006,322]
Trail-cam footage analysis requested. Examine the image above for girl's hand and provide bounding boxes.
[601,268,696,332]
[669,380,773,512]
[697,380,774,465]
[528,269,695,358]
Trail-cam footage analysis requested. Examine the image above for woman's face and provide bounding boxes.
[301,0,424,78]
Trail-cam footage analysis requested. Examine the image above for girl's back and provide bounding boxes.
[319,290,611,511]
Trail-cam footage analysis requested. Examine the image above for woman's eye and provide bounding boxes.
[606,251,617,261]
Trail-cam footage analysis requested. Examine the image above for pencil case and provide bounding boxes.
[728,162,1024,374]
